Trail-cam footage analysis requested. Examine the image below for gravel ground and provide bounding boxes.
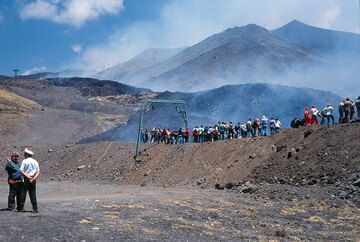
[0,182,359,241]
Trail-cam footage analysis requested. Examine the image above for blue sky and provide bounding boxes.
[0,0,358,76]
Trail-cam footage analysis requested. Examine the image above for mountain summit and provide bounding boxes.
[272,20,360,54]
[110,23,312,91]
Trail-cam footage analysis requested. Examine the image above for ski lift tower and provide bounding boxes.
[134,99,188,160]
[13,69,19,77]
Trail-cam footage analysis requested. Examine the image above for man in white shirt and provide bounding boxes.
[20,148,40,213]
[322,103,335,125]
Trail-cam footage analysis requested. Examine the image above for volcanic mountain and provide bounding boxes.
[96,24,313,92]
[272,20,360,54]
[94,47,185,82]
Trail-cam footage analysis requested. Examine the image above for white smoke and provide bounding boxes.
[70,0,353,71]
[22,66,47,75]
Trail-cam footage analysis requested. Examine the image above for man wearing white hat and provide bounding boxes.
[20,148,40,213]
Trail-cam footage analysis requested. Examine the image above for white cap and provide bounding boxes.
[24,148,34,156]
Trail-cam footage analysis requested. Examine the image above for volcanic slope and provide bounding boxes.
[0,77,153,145]
[3,123,358,206]
[120,123,360,189]
[272,20,360,54]
[83,83,340,143]
[94,47,185,82]
[102,24,312,91]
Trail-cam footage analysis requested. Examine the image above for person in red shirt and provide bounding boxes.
[304,107,312,125]
[183,128,190,143]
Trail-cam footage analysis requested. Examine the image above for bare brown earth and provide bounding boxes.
[0,97,360,240]
[1,123,358,194]
[0,78,155,145]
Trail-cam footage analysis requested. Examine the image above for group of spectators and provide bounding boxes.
[291,97,360,128]
[338,97,360,123]
[140,116,282,144]
[141,97,360,144]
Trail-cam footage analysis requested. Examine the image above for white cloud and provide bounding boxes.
[71,44,82,54]
[22,66,47,75]
[70,0,350,71]
[20,0,124,27]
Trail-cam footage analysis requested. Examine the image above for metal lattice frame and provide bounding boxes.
[134,99,188,159]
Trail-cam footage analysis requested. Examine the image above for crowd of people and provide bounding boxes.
[142,96,360,145]
[140,116,282,144]
[291,97,360,128]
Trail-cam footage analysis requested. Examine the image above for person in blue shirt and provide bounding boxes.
[5,152,25,212]
[261,115,268,136]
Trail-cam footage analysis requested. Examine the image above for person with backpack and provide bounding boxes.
[252,118,261,137]
[240,123,247,138]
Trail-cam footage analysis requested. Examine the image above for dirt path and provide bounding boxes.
[0,182,359,241]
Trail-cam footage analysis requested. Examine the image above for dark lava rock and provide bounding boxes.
[275,228,286,237]
[276,145,286,152]
[215,183,225,190]
[241,182,257,193]
[352,179,360,187]
[197,178,206,185]
[225,182,237,189]
[304,129,313,138]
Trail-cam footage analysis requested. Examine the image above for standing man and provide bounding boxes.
[338,100,345,123]
[322,103,335,125]
[20,148,40,213]
[269,117,276,135]
[261,115,268,136]
[5,152,24,212]
[343,98,352,123]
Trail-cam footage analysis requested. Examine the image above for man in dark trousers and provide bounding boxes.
[20,148,40,213]
[5,151,24,212]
